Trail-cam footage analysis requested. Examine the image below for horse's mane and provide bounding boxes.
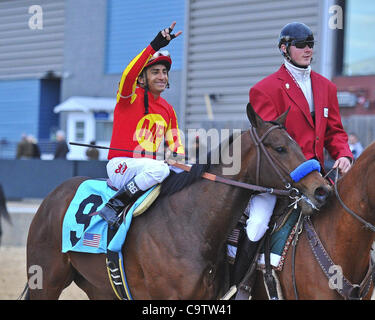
[159,162,211,197]
[159,132,241,197]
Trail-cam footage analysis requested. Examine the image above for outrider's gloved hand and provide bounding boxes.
[150,27,176,51]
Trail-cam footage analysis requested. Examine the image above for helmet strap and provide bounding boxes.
[144,72,149,115]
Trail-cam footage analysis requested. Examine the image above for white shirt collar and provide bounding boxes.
[284,59,311,82]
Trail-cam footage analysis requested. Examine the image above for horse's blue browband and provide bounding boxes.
[290,159,321,183]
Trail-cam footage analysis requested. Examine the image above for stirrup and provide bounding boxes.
[98,205,122,229]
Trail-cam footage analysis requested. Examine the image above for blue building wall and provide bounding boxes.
[39,79,60,139]
[0,79,60,158]
[0,159,108,199]
[106,0,185,73]
[0,79,40,142]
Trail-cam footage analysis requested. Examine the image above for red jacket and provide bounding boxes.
[249,64,353,168]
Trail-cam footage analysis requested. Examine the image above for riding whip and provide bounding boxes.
[69,142,188,160]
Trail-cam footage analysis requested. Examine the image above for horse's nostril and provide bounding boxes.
[314,186,329,203]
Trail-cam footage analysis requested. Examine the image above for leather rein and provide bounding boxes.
[293,168,375,300]
[72,124,302,198]
[173,124,301,198]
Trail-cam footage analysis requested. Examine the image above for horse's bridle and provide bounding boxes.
[292,168,375,300]
[249,123,297,193]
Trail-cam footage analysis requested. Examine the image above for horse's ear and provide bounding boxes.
[275,106,290,126]
[247,103,264,128]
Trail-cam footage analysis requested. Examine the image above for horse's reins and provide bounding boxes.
[171,123,298,197]
[292,167,375,300]
[171,162,293,196]
[70,131,300,198]
[333,167,375,232]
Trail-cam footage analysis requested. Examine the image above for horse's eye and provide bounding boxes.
[275,146,286,153]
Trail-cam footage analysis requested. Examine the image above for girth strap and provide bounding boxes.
[304,217,375,300]
[263,230,279,300]
[106,227,133,300]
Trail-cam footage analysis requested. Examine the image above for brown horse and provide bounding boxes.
[26,104,331,300]
[0,183,10,246]
[253,141,375,300]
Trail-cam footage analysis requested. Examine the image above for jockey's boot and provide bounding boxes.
[231,233,259,287]
[97,177,143,229]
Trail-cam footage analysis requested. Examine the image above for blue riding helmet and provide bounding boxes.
[278,22,314,49]
[278,22,315,68]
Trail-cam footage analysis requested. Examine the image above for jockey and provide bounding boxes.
[97,22,185,229]
[232,22,353,288]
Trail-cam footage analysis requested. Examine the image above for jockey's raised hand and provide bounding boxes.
[150,21,182,51]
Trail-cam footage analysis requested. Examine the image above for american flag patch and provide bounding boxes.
[83,232,101,248]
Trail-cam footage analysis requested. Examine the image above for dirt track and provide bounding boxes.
[0,246,88,300]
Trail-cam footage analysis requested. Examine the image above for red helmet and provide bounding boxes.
[145,50,172,71]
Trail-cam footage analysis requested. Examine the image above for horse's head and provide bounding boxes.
[245,103,332,214]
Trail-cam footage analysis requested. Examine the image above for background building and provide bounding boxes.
[0,0,374,160]
[0,0,64,158]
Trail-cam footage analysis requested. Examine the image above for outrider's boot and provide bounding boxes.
[97,177,143,229]
[231,232,259,287]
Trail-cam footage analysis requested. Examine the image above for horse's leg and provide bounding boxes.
[27,246,75,299]
[27,202,75,299]
[68,252,117,300]
[0,216,2,246]
[74,274,114,300]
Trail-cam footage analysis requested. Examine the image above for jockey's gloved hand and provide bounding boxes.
[166,151,186,164]
[150,27,176,51]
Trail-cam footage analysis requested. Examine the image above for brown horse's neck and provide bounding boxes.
[313,156,375,284]
[186,133,257,249]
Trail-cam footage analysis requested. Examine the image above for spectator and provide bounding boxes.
[86,141,99,160]
[348,133,364,159]
[16,134,34,159]
[28,135,41,159]
[54,130,69,159]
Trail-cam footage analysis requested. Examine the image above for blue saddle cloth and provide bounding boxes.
[62,179,155,254]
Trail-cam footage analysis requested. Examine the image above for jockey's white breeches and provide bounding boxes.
[106,157,170,191]
[245,193,277,242]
